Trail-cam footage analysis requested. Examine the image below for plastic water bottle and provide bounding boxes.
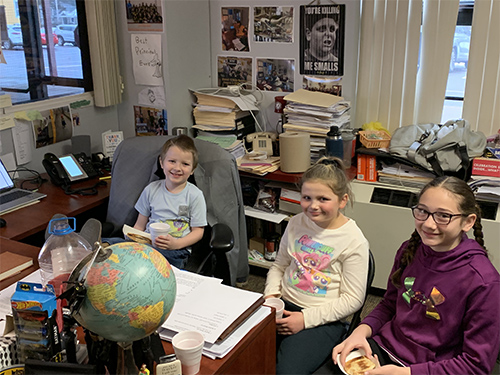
[38,217,92,295]
[326,126,343,159]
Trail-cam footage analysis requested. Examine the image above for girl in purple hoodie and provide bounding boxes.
[333,176,500,375]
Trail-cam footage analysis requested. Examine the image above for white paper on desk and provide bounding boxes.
[244,205,288,224]
[158,306,271,359]
[163,279,262,344]
[171,266,222,303]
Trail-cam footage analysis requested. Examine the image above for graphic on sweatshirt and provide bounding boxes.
[402,277,445,320]
[289,234,335,296]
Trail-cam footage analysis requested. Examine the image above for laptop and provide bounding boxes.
[0,159,46,214]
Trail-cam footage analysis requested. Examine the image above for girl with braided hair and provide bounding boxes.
[333,176,500,375]
[265,157,369,374]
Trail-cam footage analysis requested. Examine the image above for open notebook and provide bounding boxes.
[0,160,46,215]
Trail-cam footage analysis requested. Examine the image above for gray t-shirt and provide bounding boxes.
[135,180,207,238]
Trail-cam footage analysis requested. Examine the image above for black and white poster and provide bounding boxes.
[300,5,345,76]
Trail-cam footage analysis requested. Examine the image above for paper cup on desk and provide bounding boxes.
[172,330,205,375]
[149,222,170,244]
[264,298,285,319]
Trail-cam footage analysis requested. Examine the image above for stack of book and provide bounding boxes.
[283,89,351,162]
[191,90,257,137]
[195,133,246,160]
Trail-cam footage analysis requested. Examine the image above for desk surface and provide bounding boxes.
[0,174,110,241]
[162,311,276,375]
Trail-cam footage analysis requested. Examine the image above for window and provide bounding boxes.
[441,0,473,123]
[0,0,92,105]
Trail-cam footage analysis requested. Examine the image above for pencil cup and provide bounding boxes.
[264,298,285,319]
[149,222,170,246]
[172,330,204,375]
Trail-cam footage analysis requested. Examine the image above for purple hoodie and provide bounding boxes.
[362,235,500,375]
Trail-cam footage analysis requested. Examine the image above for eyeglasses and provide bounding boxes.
[411,206,466,225]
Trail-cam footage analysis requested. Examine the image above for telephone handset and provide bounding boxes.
[43,153,98,186]
[246,132,277,156]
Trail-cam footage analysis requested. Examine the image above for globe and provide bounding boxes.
[72,242,176,342]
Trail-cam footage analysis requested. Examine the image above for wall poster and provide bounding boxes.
[253,7,294,43]
[299,4,345,76]
[221,7,250,52]
[256,58,295,92]
[303,75,342,96]
[126,0,163,32]
[217,56,252,87]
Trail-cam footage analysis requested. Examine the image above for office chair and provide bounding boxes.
[103,135,249,286]
[313,250,376,374]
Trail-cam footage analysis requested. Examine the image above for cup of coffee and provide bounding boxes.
[172,330,205,375]
[264,297,285,319]
[149,222,170,245]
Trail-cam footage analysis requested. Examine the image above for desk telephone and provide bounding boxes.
[43,153,98,186]
[246,132,277,156]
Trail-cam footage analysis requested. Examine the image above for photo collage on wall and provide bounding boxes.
[218,5,345,95]
[123,0,168,136]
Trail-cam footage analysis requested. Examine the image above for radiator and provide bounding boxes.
[345,181,500,289]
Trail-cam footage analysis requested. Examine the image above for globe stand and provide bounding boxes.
[116,341,138,375]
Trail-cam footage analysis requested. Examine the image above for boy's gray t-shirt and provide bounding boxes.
[135,180,207,238]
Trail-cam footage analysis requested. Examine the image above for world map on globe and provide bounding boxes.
[73,242,177,342]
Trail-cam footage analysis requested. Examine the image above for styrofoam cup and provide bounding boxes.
[172,330,204,375]
[264,298,285,319]
[149,222,170,244]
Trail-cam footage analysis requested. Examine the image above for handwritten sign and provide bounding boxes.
[131,34,163,86]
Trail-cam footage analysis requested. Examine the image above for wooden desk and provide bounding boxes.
[0,237,40,290]
[162,311,276,375]
[0,174,110,242]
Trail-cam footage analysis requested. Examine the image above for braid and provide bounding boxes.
[473,212,487,252]
[391,230,421,288]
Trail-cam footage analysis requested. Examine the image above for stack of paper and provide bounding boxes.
[469,175,500,202]
[377,162,435,189]
[190,90,259,133]
[196,134,245,160]
[283,89,351,162]
[237,155,280,176]
[160,267,264,346]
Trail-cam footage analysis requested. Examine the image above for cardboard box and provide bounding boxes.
[366,155,377,182]
[357,154,366,181]
[472,157,500,178]
[249,236,266,255]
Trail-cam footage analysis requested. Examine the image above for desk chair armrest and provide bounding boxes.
[209,223,234,253]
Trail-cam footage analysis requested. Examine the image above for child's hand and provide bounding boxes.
[154,234,181,250]
[276,310,304,335]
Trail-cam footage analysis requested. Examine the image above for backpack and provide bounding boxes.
[389,119,486,175]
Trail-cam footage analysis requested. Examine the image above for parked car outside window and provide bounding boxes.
[40,28,59,46]
[2,24,23,49]
[54,24,77,46]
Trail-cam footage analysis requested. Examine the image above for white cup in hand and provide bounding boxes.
[172,330,205,375]
[149,222,170,246]
[264,298,285,319]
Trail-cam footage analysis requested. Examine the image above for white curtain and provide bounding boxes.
[462,0,500,136]
[85,0,122,107]
[355,0,459,133]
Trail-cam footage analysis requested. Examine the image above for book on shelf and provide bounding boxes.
[0,252,33,282]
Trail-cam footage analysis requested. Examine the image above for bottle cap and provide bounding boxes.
[327,126,340,137]
[159,354,178,363]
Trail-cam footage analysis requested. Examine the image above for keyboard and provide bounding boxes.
[0,190,31,204]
